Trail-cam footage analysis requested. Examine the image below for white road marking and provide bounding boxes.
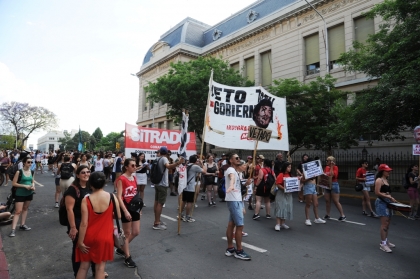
[328,218,365,226]
[161,214,177,222]
[34,181,44,187]
[221,237,267,253]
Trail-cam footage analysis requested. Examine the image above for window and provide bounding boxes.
[144,91,148,111]
[158,122,163,129]
[231,62,240,72]
[328,24,345,70]
[245,57,255,82]
[305,33,320,75]
[49,137,55,140]
[260,51,272,86]
[167,120,174,130]
[354,16,374,43]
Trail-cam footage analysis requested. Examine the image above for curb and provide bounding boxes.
[340,193,410,205]
[0,234,10,279]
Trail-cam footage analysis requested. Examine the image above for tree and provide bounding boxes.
[269,75,348,155]
[92,127,103,142]
[0,102,58,149]
[146,56,253,144]
[59,130,91,151]
[96,132,122,151]
[338,0,420,142]
[0,134,15,150]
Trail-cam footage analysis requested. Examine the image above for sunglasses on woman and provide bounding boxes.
[80,170,91,175]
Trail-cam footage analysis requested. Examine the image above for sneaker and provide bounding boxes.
[248,205,253,210]
[151,184,155,188]
[186,217,195,222]
[225,247,236,257]
[234,249,251,261]
[338,216,347,221]
[323,215,330,220]
[380,243,392,253]
[387,241,396,248]
[209,202,213,207]
[170,192,177,196]
[242,232,248,237]
[160,221,167,226]
[177,215,186,221]
[153,223,167,230]
[124,256,137,268]
[194,204,198,208]
[115,248,125,258]
[298,200,303,203]
[261,205,265,209]
[275,224,280,231]
[368,212,378,218]
[314,218,326,224]
[305,219,312,226]
[212,201,216,206]
[143,203,146,207]
[280,224,290,229]
[414,215,420,219]
[19,225,31,231]
[362,211,368,216]
[266,214,271,219]
[252,214,260,220]
[55,202,59,208]
[9,229,15,237]
[201,195,205,200]
[163,204,165,208]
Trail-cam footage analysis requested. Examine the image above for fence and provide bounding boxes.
[214,149,418,191]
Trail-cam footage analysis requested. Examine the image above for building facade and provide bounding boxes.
[136,0,412,154]
[37,131,67,152]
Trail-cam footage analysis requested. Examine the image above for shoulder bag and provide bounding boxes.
[110,193,126,249]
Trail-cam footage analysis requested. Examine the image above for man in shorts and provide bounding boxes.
[153,147,184,230]
[225,153,251,261]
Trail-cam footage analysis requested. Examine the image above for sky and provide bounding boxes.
[0,0,256,148]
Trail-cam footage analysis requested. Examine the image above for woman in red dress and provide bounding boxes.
[76,172,120,279]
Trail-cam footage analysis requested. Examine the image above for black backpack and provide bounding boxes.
[218,178,226,200]
[60,163,74,179]
[59,185,80,226]
[259,167,276,194]
[150,158,164,184]
[7,160,22,181]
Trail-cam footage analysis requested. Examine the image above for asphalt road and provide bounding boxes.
[1,171,420,279]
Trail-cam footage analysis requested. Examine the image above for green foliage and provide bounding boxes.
[338,0,420,142]
[96,132,122,151]
[0,134,15,149]
[92,127,103,141]
[145,56,252,141]
[59,131,91,151]
[269,75,348,154]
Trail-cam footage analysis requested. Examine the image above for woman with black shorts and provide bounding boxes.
[9,156,35,237]
[116,158,140,268]
[203,154,219,206]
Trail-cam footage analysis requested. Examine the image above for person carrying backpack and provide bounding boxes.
[9,156,35,237]
[253,159,275,220]
[58,155,77,194]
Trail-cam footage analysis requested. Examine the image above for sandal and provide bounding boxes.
[105,271,109,278]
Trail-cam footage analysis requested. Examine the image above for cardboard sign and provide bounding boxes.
[413,144,420,155]
[247,125,272,143]
[284,177,300,193]
[365,172,375,186]
[302,160,323,179]
[318,174,332,189]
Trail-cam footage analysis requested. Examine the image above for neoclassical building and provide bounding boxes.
[135,0,411,153]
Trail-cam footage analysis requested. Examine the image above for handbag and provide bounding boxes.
[125,192,144,212]
[110,193,125,249]
[270,184,278,196]
[355,183,363,192]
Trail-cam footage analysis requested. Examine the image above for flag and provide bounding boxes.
[78,126,83,152]
[178,111,189,159]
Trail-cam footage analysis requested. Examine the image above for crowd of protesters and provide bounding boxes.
[0,146,418,277]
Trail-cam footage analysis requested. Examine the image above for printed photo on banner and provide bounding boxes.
[317,174,332,189]
[204,79,289,150]
[413,144,420,155]
[284,177,300,193]
[124,123,197,160]
[302,160,323,179]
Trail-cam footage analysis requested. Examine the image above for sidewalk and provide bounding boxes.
[0,233,10,279]
[339,186,409,204]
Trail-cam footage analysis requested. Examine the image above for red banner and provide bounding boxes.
[125,123,197,160]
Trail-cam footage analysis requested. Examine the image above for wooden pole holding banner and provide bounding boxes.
[177,193,182,235]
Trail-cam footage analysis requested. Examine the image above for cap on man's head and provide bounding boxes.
[112,154,116,158]
[258,155,265,160]
[159,146,168,155]
[247,156,253,159]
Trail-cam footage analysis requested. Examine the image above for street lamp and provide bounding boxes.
[362,146,368,161]
[303,0,329,74]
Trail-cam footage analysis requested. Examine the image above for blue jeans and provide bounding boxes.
[227,201,244,226]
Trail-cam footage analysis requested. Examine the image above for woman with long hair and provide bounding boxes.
[54,152,65,208]
[35,150,43,174]
[135,153,148,207]
[274,162,293,231]
[0,150,12,186]
[203,154,219,206]
[78,154,91,169]
[253,159,274,220]
[405,163,419,219]
[9,156,35,237]
[115,158,140,268]
[374,164,397,253]
[76,172,119,279]
[323,156,346,221]
[65,165,96,277]
[356,160,378,217]
[302,158,325,226]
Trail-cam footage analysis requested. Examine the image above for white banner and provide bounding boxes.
[284,177,299,193]
[204,80,289,150]
[177,164,187,195]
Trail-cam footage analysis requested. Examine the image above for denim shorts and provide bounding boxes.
[363,184,371,192]
[325,182,340,194]
[303,184,317,195]
[227,201,244,226]
[375,198,392,217]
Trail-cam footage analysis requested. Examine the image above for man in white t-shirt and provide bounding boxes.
[224,153,252,261]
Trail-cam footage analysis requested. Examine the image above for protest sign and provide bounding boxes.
[247,125,272,143]
[413,144,420,155]
[318,174,332,189]
[204,79,288,150]
[365,172,375,186]
[284,177,299,193]
[302,160,323,179]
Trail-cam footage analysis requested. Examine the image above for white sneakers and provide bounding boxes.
[280,224,290,229]
[380,243,392,253]
[275,224,280,231]
[305,219,312,226]
[314,218,326,224]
